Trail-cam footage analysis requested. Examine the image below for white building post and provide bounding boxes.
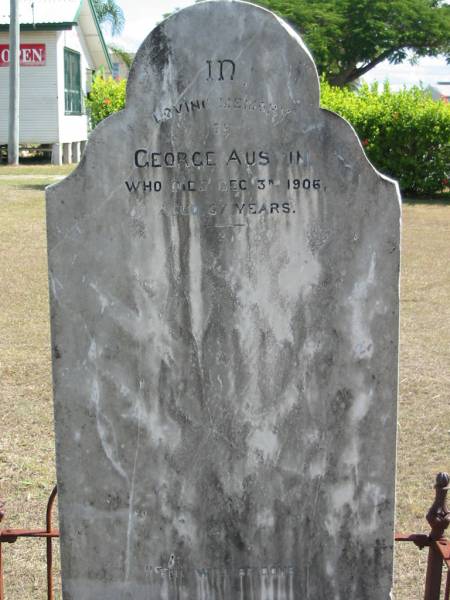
[8,0,20,165]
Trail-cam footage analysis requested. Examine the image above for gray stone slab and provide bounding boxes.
[46,2,401,598]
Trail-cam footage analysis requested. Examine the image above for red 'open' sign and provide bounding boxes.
[0,44,46,66]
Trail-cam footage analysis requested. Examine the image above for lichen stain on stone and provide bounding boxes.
[149,24,171,75]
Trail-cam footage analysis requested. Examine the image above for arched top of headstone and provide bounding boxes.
[52,0,400,204]
[126,0,320,113]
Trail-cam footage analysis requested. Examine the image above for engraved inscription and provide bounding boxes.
[152,98,208,124]
[124,148,326,211]
[141,564,295,599]
[206,59,236,81]
[212,122,232,138]
[134,149,217,168]
[218,96,294,121]
[150,96,296,128]
[125,146,324,224]
[173,200,294,217]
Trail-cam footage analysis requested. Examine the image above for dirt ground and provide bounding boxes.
[0,166,449,598]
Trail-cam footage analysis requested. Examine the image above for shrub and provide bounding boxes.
[321,80,450,195]
[86,75,127,128]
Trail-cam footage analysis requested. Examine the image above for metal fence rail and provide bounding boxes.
[0,487,59,600]
[0,474,448,600]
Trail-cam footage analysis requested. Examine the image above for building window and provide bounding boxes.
[64,48,82,115]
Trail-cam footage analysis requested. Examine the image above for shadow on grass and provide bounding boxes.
[19,183,52,191]
[0,182,55,191]
[403,192,450,205]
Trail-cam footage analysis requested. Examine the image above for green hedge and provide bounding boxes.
[86,75,126,129]
[321,81,450,195]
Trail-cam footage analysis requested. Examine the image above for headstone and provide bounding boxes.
[46,2,401,599]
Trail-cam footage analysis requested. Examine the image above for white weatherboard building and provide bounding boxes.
[0,0,112,164]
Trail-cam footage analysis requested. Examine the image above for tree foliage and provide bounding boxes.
[109,45,133,68]
[255,0,450,85]
[92,0,125,36]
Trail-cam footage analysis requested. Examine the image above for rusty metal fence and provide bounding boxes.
[0,473,448,600]
[0,487,59,600]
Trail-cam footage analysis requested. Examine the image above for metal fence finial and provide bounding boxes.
[427,472,450,541]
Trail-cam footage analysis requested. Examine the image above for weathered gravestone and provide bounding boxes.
[46,1,401,598]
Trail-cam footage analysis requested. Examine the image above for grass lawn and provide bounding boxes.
[0,167,449,599]
[0,164,74,177]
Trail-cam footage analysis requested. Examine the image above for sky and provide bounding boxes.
[105,0,450,91]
